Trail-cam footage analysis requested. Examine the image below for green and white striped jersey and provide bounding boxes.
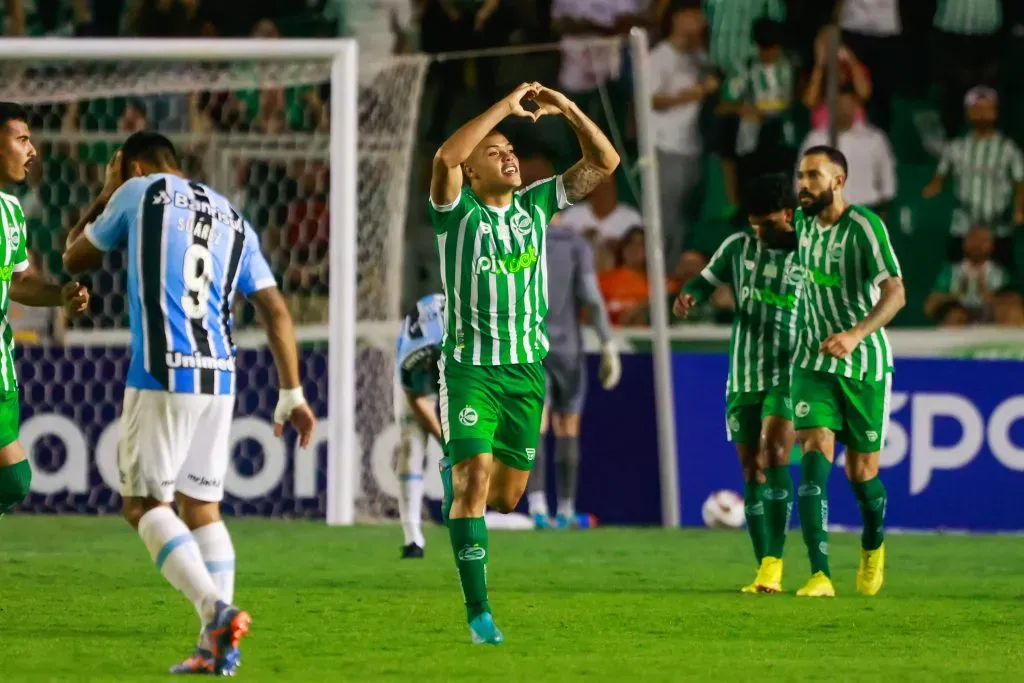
[722,56,795,114]
[938,132,1024,226]
[683,231,801,393]
[932,259,1009,312]
[793,206,902,381]
[0,192,29,391]
[703,0,786,71]
[430,176,570,366]
[934,0,1002,35]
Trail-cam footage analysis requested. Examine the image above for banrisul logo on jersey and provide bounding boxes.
[475,245,538,275]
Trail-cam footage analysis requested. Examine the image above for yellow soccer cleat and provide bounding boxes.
[856,543,885,596]
[741,556,784,594]
[796,571,835,597]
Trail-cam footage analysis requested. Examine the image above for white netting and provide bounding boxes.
[12,52,429,520]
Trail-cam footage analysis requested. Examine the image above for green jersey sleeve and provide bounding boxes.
[683,232,743,301]
[851,208,902,286]
[515,175,572,224]
[428,189,476,235]
[7,196,28,272]
[932,264,953,294]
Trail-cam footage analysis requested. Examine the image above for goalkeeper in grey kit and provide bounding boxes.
[526,218,621,528]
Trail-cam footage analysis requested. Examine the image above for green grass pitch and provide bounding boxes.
[2,516,1022,682]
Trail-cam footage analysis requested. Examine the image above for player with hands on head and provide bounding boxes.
[0,101,90,520]
[63,132,315,675]
[430,80,619,644]
[674,173,801,593]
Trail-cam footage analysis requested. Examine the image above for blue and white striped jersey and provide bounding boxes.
[85,173,276,395]
[395,293,445,397]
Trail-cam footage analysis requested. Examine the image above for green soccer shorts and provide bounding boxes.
[791,367,891,453]
[726,386,793,445]
[438,355,546,471]
[0,390,18,450]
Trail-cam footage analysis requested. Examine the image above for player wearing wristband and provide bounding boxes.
[791,146,905,598]
[673,173,800,594]
[0,102,90,519]
[431,82,619,644]
[64,132,316,675]
[394,292,446,558]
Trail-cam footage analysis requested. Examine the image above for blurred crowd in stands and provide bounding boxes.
[5,0,1024,340]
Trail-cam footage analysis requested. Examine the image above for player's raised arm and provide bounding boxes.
[533,86,620,204]
[431,82,545,207]
[64,151,128,273]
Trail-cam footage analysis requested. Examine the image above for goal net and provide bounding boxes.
[5,42,430,522]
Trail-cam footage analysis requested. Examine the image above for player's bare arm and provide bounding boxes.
[9,267,88,317]
[430,82,544,206]
[405,390,443,442]
[64,151,123,272]
[250,286,317,448]
[821,277,906,359]
[537,87,621,204]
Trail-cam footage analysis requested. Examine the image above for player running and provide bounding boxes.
[0,102,90,519]
[63,132,316,674]
[430,82,619,644]
[526,217,620,529]
[394,292,446,558]
[673,173,800,594]
[791,146,905,598]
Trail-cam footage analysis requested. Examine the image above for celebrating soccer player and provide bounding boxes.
[64,133,317,674]
[791,146,905,598]
[394,292,446,558]
[0,102,89,519]
[430,82,619,644]
[673,173,800,593]
[527,215,620,529]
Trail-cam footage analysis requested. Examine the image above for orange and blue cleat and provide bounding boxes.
[203,601,252,676]
[169,648,215,675]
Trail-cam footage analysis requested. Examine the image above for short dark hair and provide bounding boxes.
[752,18,784,49]
[615,226,645,267]
[0,102,28,130]
[120,130,178,179]
[743,173,797,216]
[803,145,848,177]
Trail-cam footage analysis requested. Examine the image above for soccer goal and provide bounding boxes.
[0,39,429,525]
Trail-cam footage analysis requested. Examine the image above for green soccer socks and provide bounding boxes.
[797,451,832,577]
[448,516,490,621]
[851,477,887,551]
[763,465,794,559]
[742,479,768,563]
[0,458,31,516]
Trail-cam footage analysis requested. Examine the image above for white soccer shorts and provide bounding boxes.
[118,388,235,503]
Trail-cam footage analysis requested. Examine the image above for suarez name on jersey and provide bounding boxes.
[684,231,801,394]
[429,175,571,366]
[793,205,902,382]
[84,174,276,396]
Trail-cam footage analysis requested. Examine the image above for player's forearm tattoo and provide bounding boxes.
[563,163,607,204]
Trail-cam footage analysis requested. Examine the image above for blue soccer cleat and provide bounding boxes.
[532,513,553,529]
[169,648,215,675]
[202,601,252,676]
[468,612,504,645]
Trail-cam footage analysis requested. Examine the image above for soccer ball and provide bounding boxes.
[701,490,745,529]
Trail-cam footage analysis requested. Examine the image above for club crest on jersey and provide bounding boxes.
[459,406,479,426]
[728,415,741,433]
[795,401,810,418]
[783,264,806,285]
[510,210,532,234]
[829,244,845,261]
[7,225,20,251]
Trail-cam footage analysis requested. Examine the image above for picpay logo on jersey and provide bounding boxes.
[739,285,797,310]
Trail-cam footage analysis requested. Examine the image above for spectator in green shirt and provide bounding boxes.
[925,224,1010,323]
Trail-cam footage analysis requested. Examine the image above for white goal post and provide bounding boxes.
[0,38,362,525]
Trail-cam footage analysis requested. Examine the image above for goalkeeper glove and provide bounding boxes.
[598,341,622,390]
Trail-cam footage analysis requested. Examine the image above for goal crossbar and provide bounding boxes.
[0,38,354,60]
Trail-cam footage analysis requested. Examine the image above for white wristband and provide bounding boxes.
[279,387,306,407]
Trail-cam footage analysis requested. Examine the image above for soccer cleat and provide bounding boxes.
[796,571,835,597]
[856,543,885,596]
[741,556,783,594]
[169,648,215,675]
[468,612,504,645]
[439,457,453,524]
[203,601,252,676]
[532,513,553,529]
[401,543,424,559]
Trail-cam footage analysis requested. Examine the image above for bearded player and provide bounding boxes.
[791,146,904,598]
[430,81,619,644]
[394,292,446,558]
[0,102,89,519]
[673,173,800,594]
[64,133,316,674]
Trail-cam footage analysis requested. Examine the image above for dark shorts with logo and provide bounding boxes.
[438,355,545,470]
